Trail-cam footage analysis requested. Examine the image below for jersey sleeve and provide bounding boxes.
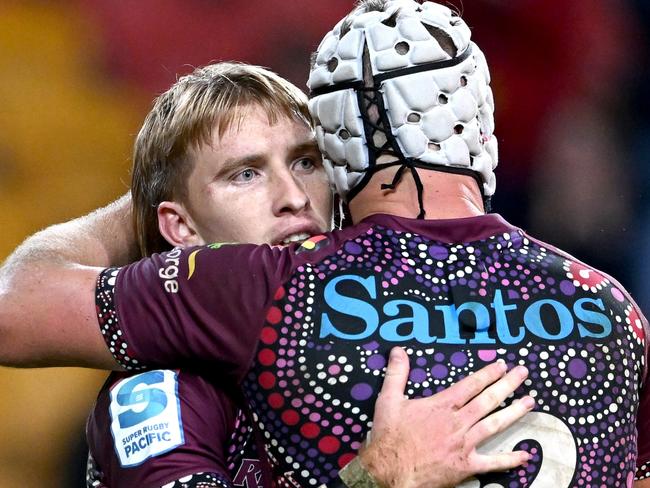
[96,243,292,379]
[86,370,238,487]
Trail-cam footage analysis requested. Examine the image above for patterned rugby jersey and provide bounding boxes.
[86,368,267,487]
[96,213,650,487]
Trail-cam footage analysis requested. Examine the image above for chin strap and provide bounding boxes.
[379,158,426,219]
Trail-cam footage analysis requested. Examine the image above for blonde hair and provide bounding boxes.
[131,62,312,256]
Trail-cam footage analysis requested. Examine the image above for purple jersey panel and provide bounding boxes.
[98,214,650,487]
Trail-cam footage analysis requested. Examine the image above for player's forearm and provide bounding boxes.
[0,262,118,368]
[0,194,136,368]
[4,193,139,269]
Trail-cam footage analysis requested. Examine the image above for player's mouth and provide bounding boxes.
[277,232,311,246]
[273,221,325,246]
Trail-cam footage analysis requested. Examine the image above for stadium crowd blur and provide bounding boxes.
[1,0,649,485]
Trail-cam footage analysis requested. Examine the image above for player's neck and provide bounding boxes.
[348,166,485,223]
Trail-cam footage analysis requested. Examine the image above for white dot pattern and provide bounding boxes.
[96,268,145,371]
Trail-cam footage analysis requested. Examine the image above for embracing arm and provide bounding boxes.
[0,194,137,368]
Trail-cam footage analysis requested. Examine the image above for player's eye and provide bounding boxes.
[232,168,258,182]
[294,158,317,172]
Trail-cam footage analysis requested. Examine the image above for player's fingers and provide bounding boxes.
[378,347,410,403]
[461,365,529,424]
[442,360,508,408]
[470,450,532,474]
[465,396,535,448]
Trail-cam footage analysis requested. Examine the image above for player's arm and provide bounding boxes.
[0,194,137,368]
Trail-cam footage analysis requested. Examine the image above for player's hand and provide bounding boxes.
[360,347,534,488]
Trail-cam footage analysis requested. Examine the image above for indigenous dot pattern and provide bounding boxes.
[162,473,232,488]
[638,461,650,480]
[96,268,144,371]
[242,225,647,487]
[225,408,256,473]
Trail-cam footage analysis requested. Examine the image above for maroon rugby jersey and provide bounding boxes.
[96,213,650,487]
[85,369,265,487]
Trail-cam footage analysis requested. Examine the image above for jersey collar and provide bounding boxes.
[358,213,518,244]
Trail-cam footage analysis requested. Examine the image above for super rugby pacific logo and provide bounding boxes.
[317,274,613,345]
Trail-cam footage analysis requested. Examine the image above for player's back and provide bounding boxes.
[243,212,649,487]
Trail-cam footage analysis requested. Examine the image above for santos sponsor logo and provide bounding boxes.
[109,370,184,467]
[319,274,612,345]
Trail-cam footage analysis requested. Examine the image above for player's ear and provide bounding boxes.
[157,201,205,248]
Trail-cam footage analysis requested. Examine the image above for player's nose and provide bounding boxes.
[272,170,310,216]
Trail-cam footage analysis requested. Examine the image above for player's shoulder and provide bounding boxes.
[110,242,282,294]
[523,231,645,321]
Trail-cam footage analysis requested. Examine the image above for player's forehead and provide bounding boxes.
[205,103,316,158]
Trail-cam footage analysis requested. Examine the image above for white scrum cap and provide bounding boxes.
[308,0,497,202]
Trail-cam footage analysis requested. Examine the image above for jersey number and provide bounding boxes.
[456,412,578,488]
